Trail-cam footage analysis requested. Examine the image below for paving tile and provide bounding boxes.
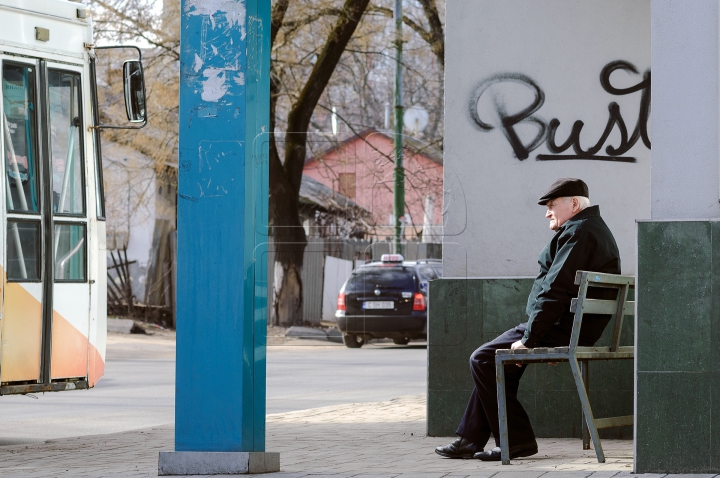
[541,473,594,478]
[345,475,402,478]
[491,472,546,478]
[612,474,667,478]
[0,394,640,477]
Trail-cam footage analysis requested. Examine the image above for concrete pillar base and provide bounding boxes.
[158,451,280,475]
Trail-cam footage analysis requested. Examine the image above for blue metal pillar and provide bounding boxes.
[176,0,270,452]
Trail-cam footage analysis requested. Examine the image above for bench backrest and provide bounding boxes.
[569,271,635,352]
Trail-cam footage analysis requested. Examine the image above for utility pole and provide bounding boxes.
[393,0,405,254]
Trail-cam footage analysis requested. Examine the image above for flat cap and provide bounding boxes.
[538,178,589,205]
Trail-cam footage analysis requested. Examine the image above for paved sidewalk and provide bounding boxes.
[0,395,714,477]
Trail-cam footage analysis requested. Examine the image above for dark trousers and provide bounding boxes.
[455,323,567,448]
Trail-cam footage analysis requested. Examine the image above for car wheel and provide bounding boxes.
[392,337,410,345]
[343,334,364,348]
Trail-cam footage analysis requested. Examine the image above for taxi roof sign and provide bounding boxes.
[381,254,404,263]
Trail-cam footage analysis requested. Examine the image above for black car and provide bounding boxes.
[335,254,442,348]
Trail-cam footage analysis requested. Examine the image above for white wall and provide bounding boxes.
[651,0,720,219]
[322,256,353,323]
[102,141,157,299]
[444,0,651,278]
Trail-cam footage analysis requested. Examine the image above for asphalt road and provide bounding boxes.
[266,340,427,414]
[0,334,426,446]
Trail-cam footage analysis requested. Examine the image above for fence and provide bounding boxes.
[266,237,441,325]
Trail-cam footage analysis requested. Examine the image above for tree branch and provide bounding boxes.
[271,0,290,48]
[283,0,371,195]
[416,0,444,68]
[369,3,444,68]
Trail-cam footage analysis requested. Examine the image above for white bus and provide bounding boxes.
[0,0,146,395]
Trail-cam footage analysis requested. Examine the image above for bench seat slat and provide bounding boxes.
[496,345,633,362]
[594,415,633,429]
[571,298,635,316]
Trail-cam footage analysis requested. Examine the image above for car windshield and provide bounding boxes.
[345,267,415,291]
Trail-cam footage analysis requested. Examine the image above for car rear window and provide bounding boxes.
[418,265,442,281]
[345,267,416,291]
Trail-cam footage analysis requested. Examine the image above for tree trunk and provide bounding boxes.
[417,0,445,68]
[273,260,302,327]
[269,0,370,326]
[269,145,306,325]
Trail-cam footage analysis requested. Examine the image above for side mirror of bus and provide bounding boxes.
[123,60,146,123]
[91,45,147,129]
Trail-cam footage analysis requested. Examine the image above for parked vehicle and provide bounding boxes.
[335,254,442,348]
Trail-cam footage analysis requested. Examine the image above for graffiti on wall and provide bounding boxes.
[468,60,650,162]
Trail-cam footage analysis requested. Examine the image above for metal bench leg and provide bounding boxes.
[495,359,511,465]
[581,360,590,450]
[569,358,605,463]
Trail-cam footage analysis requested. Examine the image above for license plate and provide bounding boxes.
[363,301,394,310]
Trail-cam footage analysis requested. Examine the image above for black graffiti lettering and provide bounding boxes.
[598,61,651,154]
[470,60,650,163]
[600,60,650,155]
[469,74,546,160]
[547,102,629,158]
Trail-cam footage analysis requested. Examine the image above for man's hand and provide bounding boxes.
[510,340,558,366]
[511,340,527,350]
[511,340,527,367]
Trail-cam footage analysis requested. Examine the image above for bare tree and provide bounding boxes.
[90,0,446,327]
[270,0,372,326]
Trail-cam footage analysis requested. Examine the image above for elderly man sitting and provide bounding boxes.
[435,178,620,462]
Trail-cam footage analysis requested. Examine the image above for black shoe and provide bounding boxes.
[435,437,483,459]
[474,441,538,461]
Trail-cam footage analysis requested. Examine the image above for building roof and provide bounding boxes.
[305,128,443,166]
[299,174,369,216]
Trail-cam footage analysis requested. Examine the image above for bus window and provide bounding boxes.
[48,70,85,216]
[3,63,40,213]
[6,220,41,280]
[54,223,86,281]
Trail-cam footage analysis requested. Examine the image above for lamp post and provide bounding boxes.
[393,0,405,254]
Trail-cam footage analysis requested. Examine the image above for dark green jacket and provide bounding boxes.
[522,206,620,348]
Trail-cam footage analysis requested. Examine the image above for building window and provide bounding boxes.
[338,173,356,199]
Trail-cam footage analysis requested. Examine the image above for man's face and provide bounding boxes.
[545,197,576,231]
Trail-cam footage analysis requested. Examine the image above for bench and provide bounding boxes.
[495,270,635,465]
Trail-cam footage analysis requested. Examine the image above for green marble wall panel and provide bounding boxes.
[637,221,712,373]
[636,220,720,473]
[427,390,473,436]
[428,278,633,439]
[712,372,720,468]
[636,372,712,472]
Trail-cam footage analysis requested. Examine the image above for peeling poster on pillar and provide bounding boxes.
[182,0,247,122]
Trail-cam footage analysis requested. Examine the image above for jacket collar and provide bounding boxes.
[558,205,600,232]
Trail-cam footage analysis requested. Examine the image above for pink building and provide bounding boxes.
[303,129,443,241]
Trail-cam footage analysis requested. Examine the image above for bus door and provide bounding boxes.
[1,58,44,384]
[47,63,90,381]
[1,57,90,386]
